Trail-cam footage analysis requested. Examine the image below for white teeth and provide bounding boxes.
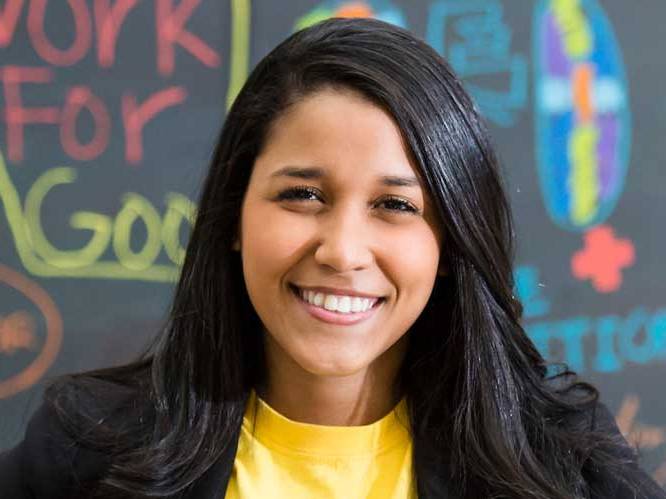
[298,288,379,314]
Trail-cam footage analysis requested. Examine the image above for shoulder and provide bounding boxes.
[0,373,152,499]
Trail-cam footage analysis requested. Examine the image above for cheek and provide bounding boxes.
[390,228,441,289]
[240,200,311,281]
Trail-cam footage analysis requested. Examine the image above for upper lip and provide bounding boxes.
[291,284,384,299]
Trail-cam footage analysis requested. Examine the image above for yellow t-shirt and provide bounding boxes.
[224,390,417,499]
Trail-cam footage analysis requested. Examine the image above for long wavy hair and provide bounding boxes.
[47,17,644,499]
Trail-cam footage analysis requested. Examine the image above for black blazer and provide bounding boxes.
[1,380,665,499]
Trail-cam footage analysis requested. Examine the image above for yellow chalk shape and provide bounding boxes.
[0,149,184,282]
[162,192,196,265]
[551,0,593,59]
[113,193,163,271]
[24,167,112,268]
[227,0,251,110]
[568,123,600,225]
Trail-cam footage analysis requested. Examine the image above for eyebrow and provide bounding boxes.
[269,166,420,187]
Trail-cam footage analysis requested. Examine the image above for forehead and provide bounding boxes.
[253,87,423,187]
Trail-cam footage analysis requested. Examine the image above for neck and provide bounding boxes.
[257,335,407,426]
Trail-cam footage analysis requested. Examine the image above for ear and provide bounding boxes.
[232,236,240,251]
[437,260,448,277]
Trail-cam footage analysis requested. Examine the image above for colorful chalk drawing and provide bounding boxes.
[571,225,635,293]
[615,394,666,486]
[0,264,63,398]
[533,0,631,231]
[293,1,407,31]
[426,0,528,127]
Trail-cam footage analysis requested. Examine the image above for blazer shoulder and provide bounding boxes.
[542,375,666,498]
[0,376,149,499]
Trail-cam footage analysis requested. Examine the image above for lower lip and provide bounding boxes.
[290,286,384,326]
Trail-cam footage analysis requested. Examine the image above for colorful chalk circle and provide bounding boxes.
[293,1,407,31]
[0,264,63,399]
[533,0,631,231]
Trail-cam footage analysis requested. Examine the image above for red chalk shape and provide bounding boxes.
[0,0,23,48]
[571,225,635,293]
[28,0,92,66]
[122,86,187,164]
[61,86,111,160]
[0,66,59,163]
[94,0,139,68]
[155,0,220,76]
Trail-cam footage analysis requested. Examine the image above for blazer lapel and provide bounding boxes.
[414,433,456,499]
[186,422,242,499]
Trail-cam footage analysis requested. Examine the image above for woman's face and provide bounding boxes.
[235,87,444,381]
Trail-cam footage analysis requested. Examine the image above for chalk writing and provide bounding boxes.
[0,0,220,73]
[515,264,666,373]
[525,306,666,373]
[0,149,194,281]
[0,0,252,163]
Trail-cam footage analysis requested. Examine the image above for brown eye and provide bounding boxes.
[377,196,419,214]
[276,186,323,202]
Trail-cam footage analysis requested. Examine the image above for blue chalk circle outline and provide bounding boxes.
[532,0,632,232]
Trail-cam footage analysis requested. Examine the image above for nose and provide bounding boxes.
[313,205,374,273]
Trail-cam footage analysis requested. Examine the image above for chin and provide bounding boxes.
[294,350,372,378]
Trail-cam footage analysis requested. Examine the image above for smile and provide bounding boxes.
[289,284,384,326]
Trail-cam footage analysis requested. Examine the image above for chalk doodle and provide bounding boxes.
[426,0,528,127]
[293,0,407,31]
[615,394,666,485]
[533,0,631,231]
[571,225,635,293]
[0,264,63,399]
[0,310,37,355]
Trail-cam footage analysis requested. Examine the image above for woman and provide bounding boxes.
[1,17,664,499]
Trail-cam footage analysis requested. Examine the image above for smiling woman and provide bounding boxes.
[1,17,665,499]
[235,88,443,426]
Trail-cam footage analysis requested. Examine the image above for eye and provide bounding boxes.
[275,186,323,202]
[376,196,420,214]
[275,186,420,215]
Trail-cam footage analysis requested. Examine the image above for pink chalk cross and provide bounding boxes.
[571,225,635,293]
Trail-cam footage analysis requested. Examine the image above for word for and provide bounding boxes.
[0,66,186,163]
[0,149,194,281]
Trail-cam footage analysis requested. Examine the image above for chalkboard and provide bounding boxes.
[1,0,664,486]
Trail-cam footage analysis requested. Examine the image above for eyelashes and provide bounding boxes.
[275,185,420,215]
